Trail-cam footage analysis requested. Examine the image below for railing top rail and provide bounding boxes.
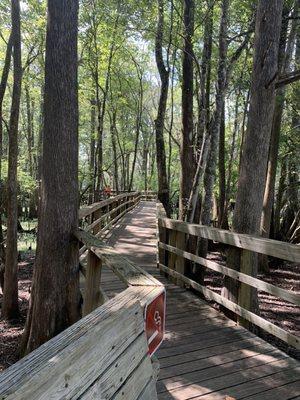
[79,191,140,219]
[158,216,300,263]
[75,228,162,287]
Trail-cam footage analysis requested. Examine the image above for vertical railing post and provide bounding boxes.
[238,249,257,328]
[175,230,185,287]
[83,250,103,316]
[92,208,102,236]
[168,229,177,283]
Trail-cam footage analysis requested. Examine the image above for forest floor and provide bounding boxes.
[0,250,299,371]
[0,250,34,371]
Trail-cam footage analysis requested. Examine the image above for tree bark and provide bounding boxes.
[179,0,195,219]
[88,98,96,204]
[218,103,228,229]
[2,0,22,320]
[21,0,80,354]
[223,0,283,325]
[110,109,119,192]
[199,0,229,258]
[185,0,213,224]
[0,34,13,273]
[260,3,297,269]
[155,0,171,216]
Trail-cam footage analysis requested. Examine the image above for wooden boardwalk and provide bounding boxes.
[101,201,300,400]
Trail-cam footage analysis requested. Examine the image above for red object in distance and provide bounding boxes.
[144,289,166,356]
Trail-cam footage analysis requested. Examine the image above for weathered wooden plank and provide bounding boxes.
[159,217,300,263]
[80,334,148,399]
[159,344,279,380]
[0,286,161,400]
[242,380,300,400]
[74,229,162,287]
[138,379,158,400]
[159,242,300,305]
[159,263,300,349]
[113,357,157,400]
[0,290,144,399]
[157,349,288,394]
[159,336,274,369]
[191,368,300,400]
[158,359,299,399]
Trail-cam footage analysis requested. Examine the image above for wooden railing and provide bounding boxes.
[157,203,300,350]
[0,197,163,399]
[110,190,157,202]
[80,191,141,237]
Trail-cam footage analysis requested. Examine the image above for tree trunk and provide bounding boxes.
[155,0,170,216]
[21,0,80,354]
[0,34,13,274]
[260,3,296,269]
[196,0,213,150]
[185,0,213,224]
[218,103,228,229]
[274,157,287,238]
[223,0,283,326]
[179,0,195,219]
[110,110,119,192]
[2,0,22,320]
[199,0,229,258]
[129,62,143,192]
[88,99,96,204]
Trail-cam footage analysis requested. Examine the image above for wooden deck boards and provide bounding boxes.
[100,201,300,399]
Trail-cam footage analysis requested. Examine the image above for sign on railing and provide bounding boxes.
[144,288,166,356]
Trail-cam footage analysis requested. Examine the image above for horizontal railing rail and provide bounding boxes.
[110,190,158,202]
[157,203,300,350]
[79,192,141,256]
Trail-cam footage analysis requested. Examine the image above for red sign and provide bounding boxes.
[144,289,166,356]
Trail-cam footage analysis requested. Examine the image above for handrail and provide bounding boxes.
[79,191,140,219]
[157,205,300,349]
[159,217,300,262]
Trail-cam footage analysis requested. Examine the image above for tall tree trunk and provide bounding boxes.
[21,0,80,354]
[110,110,119,192]
[199,0,229,258]
[218,103,228,229]
[197,0,213,150]
[223,0,283,326]
[2,0,22,320]
[186,0,213,223]
[225,87,242,224]
[179,0,195,219]
[89,99,96,204]
[95,12,119,198]
[128,63,143,192]
[274,156,287,238]
[0,34,13,276]
[155,0,170,216]
[260,3,297,269]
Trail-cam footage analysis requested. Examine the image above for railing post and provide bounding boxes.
[238,249,257,329]
[175,231,185,287]
[83,250,103,316]
[157,219,166,271]
[92,208,102,236]
[168,229,177,283]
